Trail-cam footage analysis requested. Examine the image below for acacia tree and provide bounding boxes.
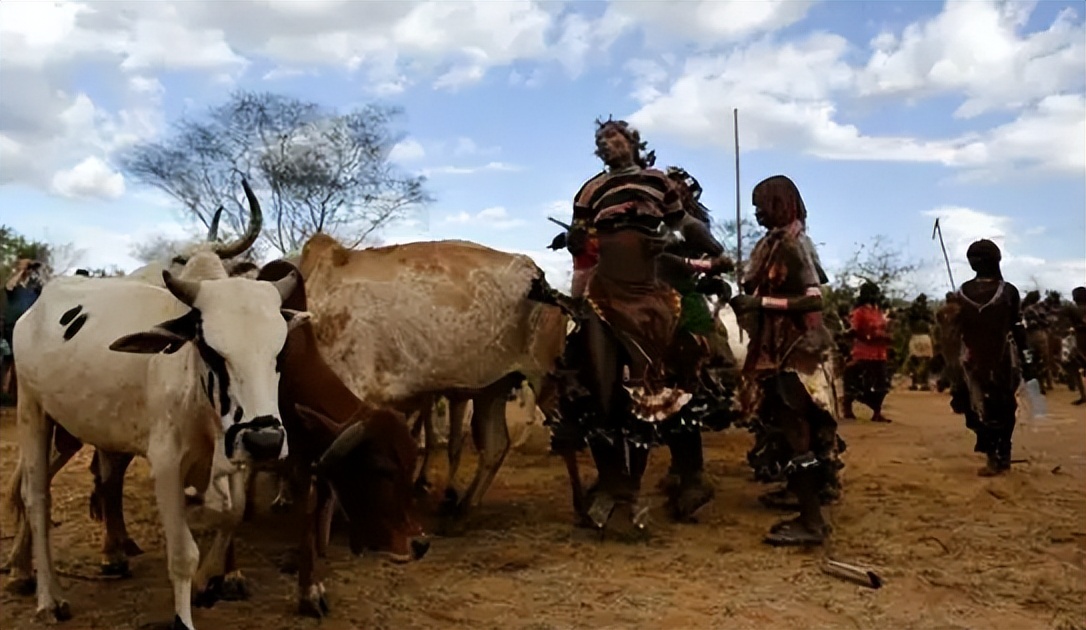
[117,91,432,255]
[834,234,921,302]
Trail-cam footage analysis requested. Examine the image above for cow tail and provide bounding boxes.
[2,456,25,526]
[526,264,578,319]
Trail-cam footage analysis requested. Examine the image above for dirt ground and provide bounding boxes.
[1,389,1084,630]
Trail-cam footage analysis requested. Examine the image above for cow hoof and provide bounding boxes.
[298,584,329,618]
[99,558,132,578]
[439,488,461,514]
[123,538,145,557]
[4,576,36,596]
[220,571,250,601]
[34,599,72,623]
[192,575,223,608]
[411,537,431,560]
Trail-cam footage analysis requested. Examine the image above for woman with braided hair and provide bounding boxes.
[730,174,839,546]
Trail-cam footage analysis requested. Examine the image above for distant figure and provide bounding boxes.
[3,258,48,401]
[905,293,935,390]
[1021,290,1054,394]
[948,240,1030,476]
[843,282,893,423]
[1063,287,1086,405]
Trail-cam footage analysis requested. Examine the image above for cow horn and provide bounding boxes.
[162,270,201,307]
[271,269,299,304]
[316,421,368,473]
[213,179,263,259]
[207,205,224,242]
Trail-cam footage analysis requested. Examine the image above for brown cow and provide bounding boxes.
[5,260,428,618]
[296,233,568,518]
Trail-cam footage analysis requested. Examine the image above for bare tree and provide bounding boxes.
[117,91,432,255]
[835,234,921,301]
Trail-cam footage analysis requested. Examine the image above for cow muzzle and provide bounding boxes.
[232,416,288,462]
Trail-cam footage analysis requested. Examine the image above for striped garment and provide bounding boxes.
[572,165,682,225]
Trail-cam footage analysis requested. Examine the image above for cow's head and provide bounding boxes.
[109,269,311,463]
[298,404,430,562]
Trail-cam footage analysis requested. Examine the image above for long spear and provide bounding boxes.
[931,218,956,291]
[734,108,743,342]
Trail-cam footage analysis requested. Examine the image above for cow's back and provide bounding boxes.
[13,277,193,452]
[300,236,560,401]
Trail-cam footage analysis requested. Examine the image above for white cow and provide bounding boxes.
[8,218,305,628]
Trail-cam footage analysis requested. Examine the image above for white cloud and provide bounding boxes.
[857,1,1085,118]
[440,206,525,230]
[602,0,815,47]
[389,138,426,163]
[50,156,126,200]
[422,161,523,176]
[625,1,1085,178]
[920,206,1085,292]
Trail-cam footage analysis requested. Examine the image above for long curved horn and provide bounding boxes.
[207,205,224,242]
[316,421,369,474]
[271,269,299,304]
[162,270,201,307]
[214,178,263,259]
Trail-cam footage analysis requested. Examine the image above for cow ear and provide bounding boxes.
[282,309,313,331]
[109,311,199,355]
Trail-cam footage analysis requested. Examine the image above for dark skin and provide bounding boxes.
[594,125,636,171]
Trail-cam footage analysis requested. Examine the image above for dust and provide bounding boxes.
[1,390,1083,630]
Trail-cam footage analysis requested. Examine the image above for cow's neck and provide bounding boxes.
[285,326,362,424]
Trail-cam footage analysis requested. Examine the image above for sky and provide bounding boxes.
[1,0,1083,295]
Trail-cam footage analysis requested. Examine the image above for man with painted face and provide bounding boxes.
[729,174,838,546]
[556,118,731,537]
[948,240,1029,475]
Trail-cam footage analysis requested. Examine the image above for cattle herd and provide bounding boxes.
[0,181,585,630]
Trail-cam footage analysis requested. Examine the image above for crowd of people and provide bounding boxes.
[538,116,1086,545]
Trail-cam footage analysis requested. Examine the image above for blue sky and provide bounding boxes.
[1,0,1083,293]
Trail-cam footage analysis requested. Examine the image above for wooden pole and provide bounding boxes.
[931,218,956,291]
[734,108,743,342]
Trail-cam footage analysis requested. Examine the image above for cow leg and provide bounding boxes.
[457,378,516,513]
[414,397,436,493]
[146,450,200,630]
[442,398,472,508]
[92,450,142,577]
[192,467,251,607]
[3,425,82,588]
[296,479,332,618]
[17,402,71,622]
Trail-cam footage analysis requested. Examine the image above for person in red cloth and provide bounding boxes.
[843,282,893,423]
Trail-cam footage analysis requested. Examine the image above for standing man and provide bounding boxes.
[551,117,726,537]
[843,282,893,423]
[905,294,936,390]
[730,174,838,546]
[948,240,1029,476]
